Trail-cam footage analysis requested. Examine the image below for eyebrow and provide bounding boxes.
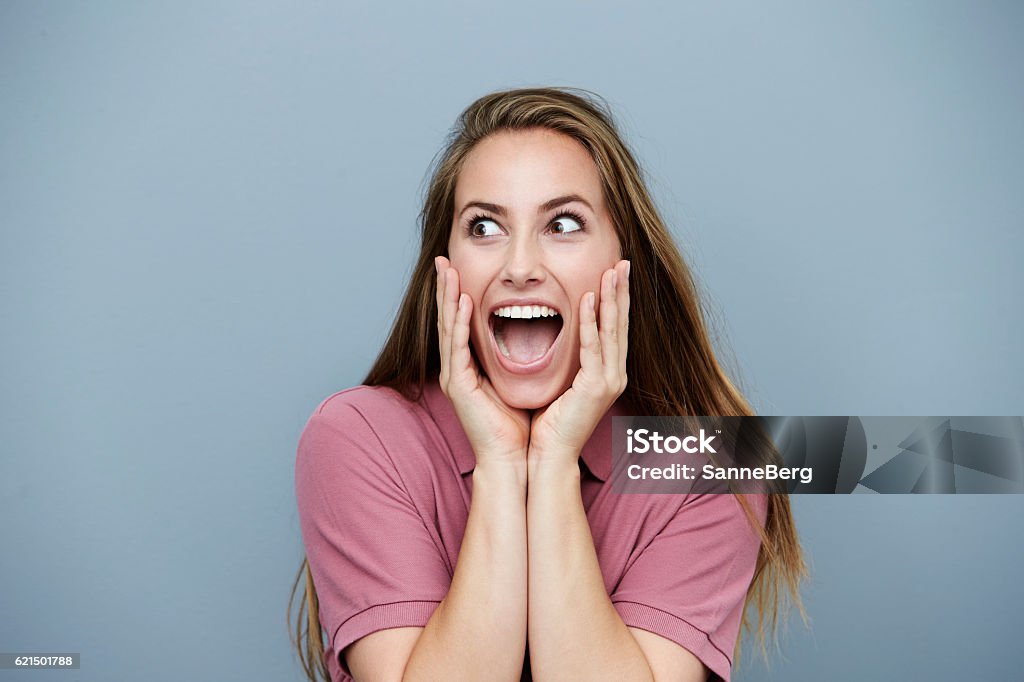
[458,193,594,217]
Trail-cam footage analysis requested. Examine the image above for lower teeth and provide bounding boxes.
[497,334,512,359]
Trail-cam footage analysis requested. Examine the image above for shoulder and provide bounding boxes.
[312,384,423,429]
[297,385,421,466]
[296,384,441,476]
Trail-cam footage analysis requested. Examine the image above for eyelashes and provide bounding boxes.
[464,209,588,238]
[463,213,494,237]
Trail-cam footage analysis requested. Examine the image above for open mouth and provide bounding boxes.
[489,304,564,371]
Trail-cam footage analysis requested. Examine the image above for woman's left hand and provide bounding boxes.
[529,259,631,462]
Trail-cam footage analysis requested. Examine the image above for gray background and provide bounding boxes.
[1,1,1022,680]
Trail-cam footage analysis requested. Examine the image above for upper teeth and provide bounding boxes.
[493,305,560,319]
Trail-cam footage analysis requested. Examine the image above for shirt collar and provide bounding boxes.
[420,377,631,481]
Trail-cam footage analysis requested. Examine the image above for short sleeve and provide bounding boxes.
[610,493,767,682]
[294,398,452,678]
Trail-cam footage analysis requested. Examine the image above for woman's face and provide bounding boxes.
[448,128,622,409]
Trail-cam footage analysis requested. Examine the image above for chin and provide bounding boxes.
[490,371,573,410]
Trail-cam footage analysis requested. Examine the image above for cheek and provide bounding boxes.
[563,269,605,306]
[449,245,503,304]
[447,261,489,334]
[451,264,486,302]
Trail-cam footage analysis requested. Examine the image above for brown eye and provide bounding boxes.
[550,214,584,234]
[468,217,502,237]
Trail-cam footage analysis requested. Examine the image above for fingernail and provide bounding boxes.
[625,260,631,277]
[434,257,440,273]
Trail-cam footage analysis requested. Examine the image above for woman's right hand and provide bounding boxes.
[435,256,531,467]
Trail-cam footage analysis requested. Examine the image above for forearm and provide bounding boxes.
[526,455,654,682]
[403,458,528,682]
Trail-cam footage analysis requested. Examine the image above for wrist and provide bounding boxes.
[527,449,583,483]
[473,457,529,490]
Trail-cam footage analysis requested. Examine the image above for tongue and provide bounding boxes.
[499,318,561,364]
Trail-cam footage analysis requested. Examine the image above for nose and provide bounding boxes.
[500,233,546,288]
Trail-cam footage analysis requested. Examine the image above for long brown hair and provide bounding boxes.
[289,86,807,680]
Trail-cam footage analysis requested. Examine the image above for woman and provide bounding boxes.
[291,86,806,682]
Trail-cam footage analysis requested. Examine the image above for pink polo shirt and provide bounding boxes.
[294,379,766,682]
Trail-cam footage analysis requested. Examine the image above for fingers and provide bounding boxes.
[598,268,619,374]
[583,259,630,396]
[616,260,630,378]
[578,291,602,377]
[451,292,473,378]
[434,256,448,335]
[434,256,475,394]
[435,257,455,388]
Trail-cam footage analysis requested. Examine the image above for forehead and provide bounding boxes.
[455,128,604,208]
